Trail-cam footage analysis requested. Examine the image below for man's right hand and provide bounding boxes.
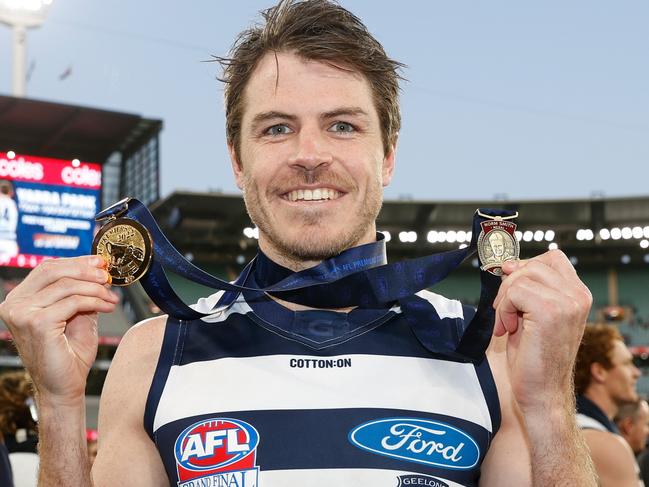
[0,255,119,405]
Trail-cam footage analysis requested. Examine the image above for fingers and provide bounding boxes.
[35,295,118,327]
[505,249,578,279]
[494,275,566,335]
[12,255,109,298]
[494,258,567,310]
[34,278,119,309]
[0,255,118,342]
[492,249,593,337]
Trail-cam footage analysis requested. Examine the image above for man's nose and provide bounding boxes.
[287,126,333,172]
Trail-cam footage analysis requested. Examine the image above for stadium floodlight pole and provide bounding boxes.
[0,0,54,97]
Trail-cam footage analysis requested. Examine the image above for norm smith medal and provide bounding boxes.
[92,219,153,286]
[477,215,520,277]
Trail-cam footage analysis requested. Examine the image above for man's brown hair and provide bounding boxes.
[574,323,624,396]
[214,0,405,158]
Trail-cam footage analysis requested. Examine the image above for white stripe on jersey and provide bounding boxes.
[258,468,464,487]
[153,353,492,433]
[415,290,465,319]
[190,288,462,324]
[190,294,253,323]
[576,413,608,432]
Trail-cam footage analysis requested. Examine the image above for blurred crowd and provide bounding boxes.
[0,370,97,486]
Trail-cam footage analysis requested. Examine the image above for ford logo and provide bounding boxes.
[349,417,480,470]
[174,417,259,472]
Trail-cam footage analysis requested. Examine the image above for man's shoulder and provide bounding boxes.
[583,429,639,482]
[118,315,168,353]
[583,429,635,457]
[99,315,168,427]
[106,315,168,384]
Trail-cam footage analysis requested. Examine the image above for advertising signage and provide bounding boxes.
[0,151,101,268]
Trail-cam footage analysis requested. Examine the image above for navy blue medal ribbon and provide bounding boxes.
[96,198,515,363]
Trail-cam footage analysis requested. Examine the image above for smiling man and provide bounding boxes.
[0,1,596,486]
[231,52,389,269]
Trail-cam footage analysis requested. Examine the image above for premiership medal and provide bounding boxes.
[92,218,153,286]
[476,211,520,276]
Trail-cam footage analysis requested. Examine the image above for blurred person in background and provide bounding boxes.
[618,397,649,487]
[0,370,38,487]
[0,370,38,486]
[615,397,649,456]
[86,429,98,467]
[575,323,643,486]
[0,180,19,261]
[0,435,13,487]
[616,397,649,487]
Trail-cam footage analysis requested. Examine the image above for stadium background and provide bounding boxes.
[0,95,648,428]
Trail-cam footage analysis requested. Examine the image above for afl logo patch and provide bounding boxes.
[174,417,260,486]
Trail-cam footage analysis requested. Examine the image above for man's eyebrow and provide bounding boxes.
[250,111,298,127]
[321,107,369,119]
[250,107,370,128]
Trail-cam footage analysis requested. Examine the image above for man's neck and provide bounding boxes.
[255,232,379,311]
[270,295,356,313]
[257,230,378,272]
[261,250,320,273]
[583,389,618,420]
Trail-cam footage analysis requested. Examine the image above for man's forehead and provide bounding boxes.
[611,339,633,361]
[241,51,374,117]
[252,51,365,83]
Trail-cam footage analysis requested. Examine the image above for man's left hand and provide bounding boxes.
[493,250,593,412]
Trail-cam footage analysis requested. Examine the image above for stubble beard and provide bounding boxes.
[241,172,383,267]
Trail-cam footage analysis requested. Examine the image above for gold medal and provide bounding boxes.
[92,218,153,286]
[476,212,520,276]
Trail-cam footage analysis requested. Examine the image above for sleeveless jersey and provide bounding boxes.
[576,395,619,434]
[144,290,500,487]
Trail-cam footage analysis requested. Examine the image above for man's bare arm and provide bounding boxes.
[482,336,596,487]
[482,251,597,486]
[92,316,168,485]
[524,401,597,485]
[0,256,120,486]
[480,336,532,486]
[37,397,91,486]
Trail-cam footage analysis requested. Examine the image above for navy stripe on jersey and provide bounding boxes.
[154,408,490,487]
[177,311,471,365]
[144,318,184,437]
[474,357,501,434]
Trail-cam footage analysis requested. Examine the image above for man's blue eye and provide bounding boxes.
[330,122,354,133]
[266,125,291,135]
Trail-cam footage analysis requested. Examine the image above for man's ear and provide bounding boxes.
[590,362,608,384]
[382,140,397,187]
[618,417,633,436]
[228,143,244,191]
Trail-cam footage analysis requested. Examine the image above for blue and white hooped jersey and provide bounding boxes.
[144,290,500,487]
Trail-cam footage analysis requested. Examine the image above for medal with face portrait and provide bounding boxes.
[92,219,153,286]
[477,217,520,276]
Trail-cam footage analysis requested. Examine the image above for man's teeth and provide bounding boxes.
[287,188,340,202]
